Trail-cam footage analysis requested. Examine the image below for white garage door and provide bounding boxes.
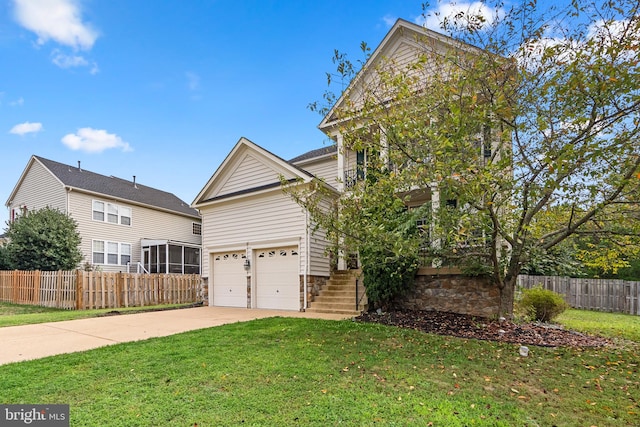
[255,247,300,310]
[212,251,247,308]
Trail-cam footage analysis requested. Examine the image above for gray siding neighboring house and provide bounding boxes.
[5,155,201,274]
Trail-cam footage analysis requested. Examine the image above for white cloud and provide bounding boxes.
[515,18,635,70]
[50,49,98,73]
[51,49,88,68]
[12,0,98,50]
[419,1,500,32]
[9,121,43,135]
[382,15,397,28]
[9,97,24,107]
[61,128,133,153]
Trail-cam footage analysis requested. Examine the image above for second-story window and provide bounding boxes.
[92,200,132,226]
[107,204,118,224]
[120,207,131,225]
[92,201,105,221]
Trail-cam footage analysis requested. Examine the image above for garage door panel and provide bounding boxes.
[256,247,299,310]
[213,252,247,308]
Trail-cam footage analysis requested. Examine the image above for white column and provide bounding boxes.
[335,131,347,270]
[336,131,345,193]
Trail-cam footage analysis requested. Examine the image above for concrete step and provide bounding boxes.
[309,301,366,312]
[305,307,362,316]
[314,295,356,304]
[325,280,362,288]
[307,269,366,316]
[325,281,354,288]
[318,289,357,297]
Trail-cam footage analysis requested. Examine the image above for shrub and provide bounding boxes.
[361,247,419,310]
[519,286,569,322]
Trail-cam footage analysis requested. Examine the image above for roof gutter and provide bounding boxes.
[63,185,200,220]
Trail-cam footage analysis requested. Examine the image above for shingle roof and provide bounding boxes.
[35,156,199,219]
[288,145,337,164]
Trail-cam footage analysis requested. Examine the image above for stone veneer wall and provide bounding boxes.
[200,277,209,305]
[393,268,501,318]
[303,275,329,306]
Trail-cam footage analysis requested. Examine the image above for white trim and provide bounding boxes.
[73,187,199,220]
[91,199,132,226]
[92,239,132,266]
[205,243,250,253]
[192,137,314,208]
[249,238,301,250]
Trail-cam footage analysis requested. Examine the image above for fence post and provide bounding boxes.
[116,272,123,308]
[12,270,18,304]
[76,270,83,309]
[33,270,41,305]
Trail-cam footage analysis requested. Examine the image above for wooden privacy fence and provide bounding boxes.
[0,270,202,310]
[517,275,640,316]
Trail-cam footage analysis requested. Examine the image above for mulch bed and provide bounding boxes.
[356,309,612,348]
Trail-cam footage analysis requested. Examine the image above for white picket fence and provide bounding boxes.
[517,275,640,315]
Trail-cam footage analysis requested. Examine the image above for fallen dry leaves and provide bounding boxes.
[356,310,612,347]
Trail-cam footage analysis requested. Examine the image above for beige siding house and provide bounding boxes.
[193,19,497,312]
[6,155,201,274]
[192,138,338,310]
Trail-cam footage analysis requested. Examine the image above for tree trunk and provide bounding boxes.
[497,273,519,318]
[498,281,514,318]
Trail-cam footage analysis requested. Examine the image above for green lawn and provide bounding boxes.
[0,302,196,328]
[557,308,640,343]
[1,313,638,426]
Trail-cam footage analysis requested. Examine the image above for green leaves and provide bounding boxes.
[294,1,640,316]
[4,207,83,271]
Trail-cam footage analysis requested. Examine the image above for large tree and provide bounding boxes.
[4,207,83,271]
[292,0,640,315]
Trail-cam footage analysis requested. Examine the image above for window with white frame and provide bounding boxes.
[92,201,105,221]
[92,200,132,226]
[192,223,201,235]
[121,243,131,265]
[92,240,105,264]
[120,207,131,226]
[107,242,119,263]
[107,204,118,224]
[92,240,132,265]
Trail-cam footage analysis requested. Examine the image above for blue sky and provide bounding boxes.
[1,1,545,230]
[1,0,443,228]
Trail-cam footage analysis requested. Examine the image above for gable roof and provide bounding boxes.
[318,19,481,133]
[288,145,337,164]
[192,137,336,207]
[6,155,199,219]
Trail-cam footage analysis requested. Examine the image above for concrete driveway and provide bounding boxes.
[0,306,351,366]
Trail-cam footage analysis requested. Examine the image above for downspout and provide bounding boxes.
[66,187,71,215]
